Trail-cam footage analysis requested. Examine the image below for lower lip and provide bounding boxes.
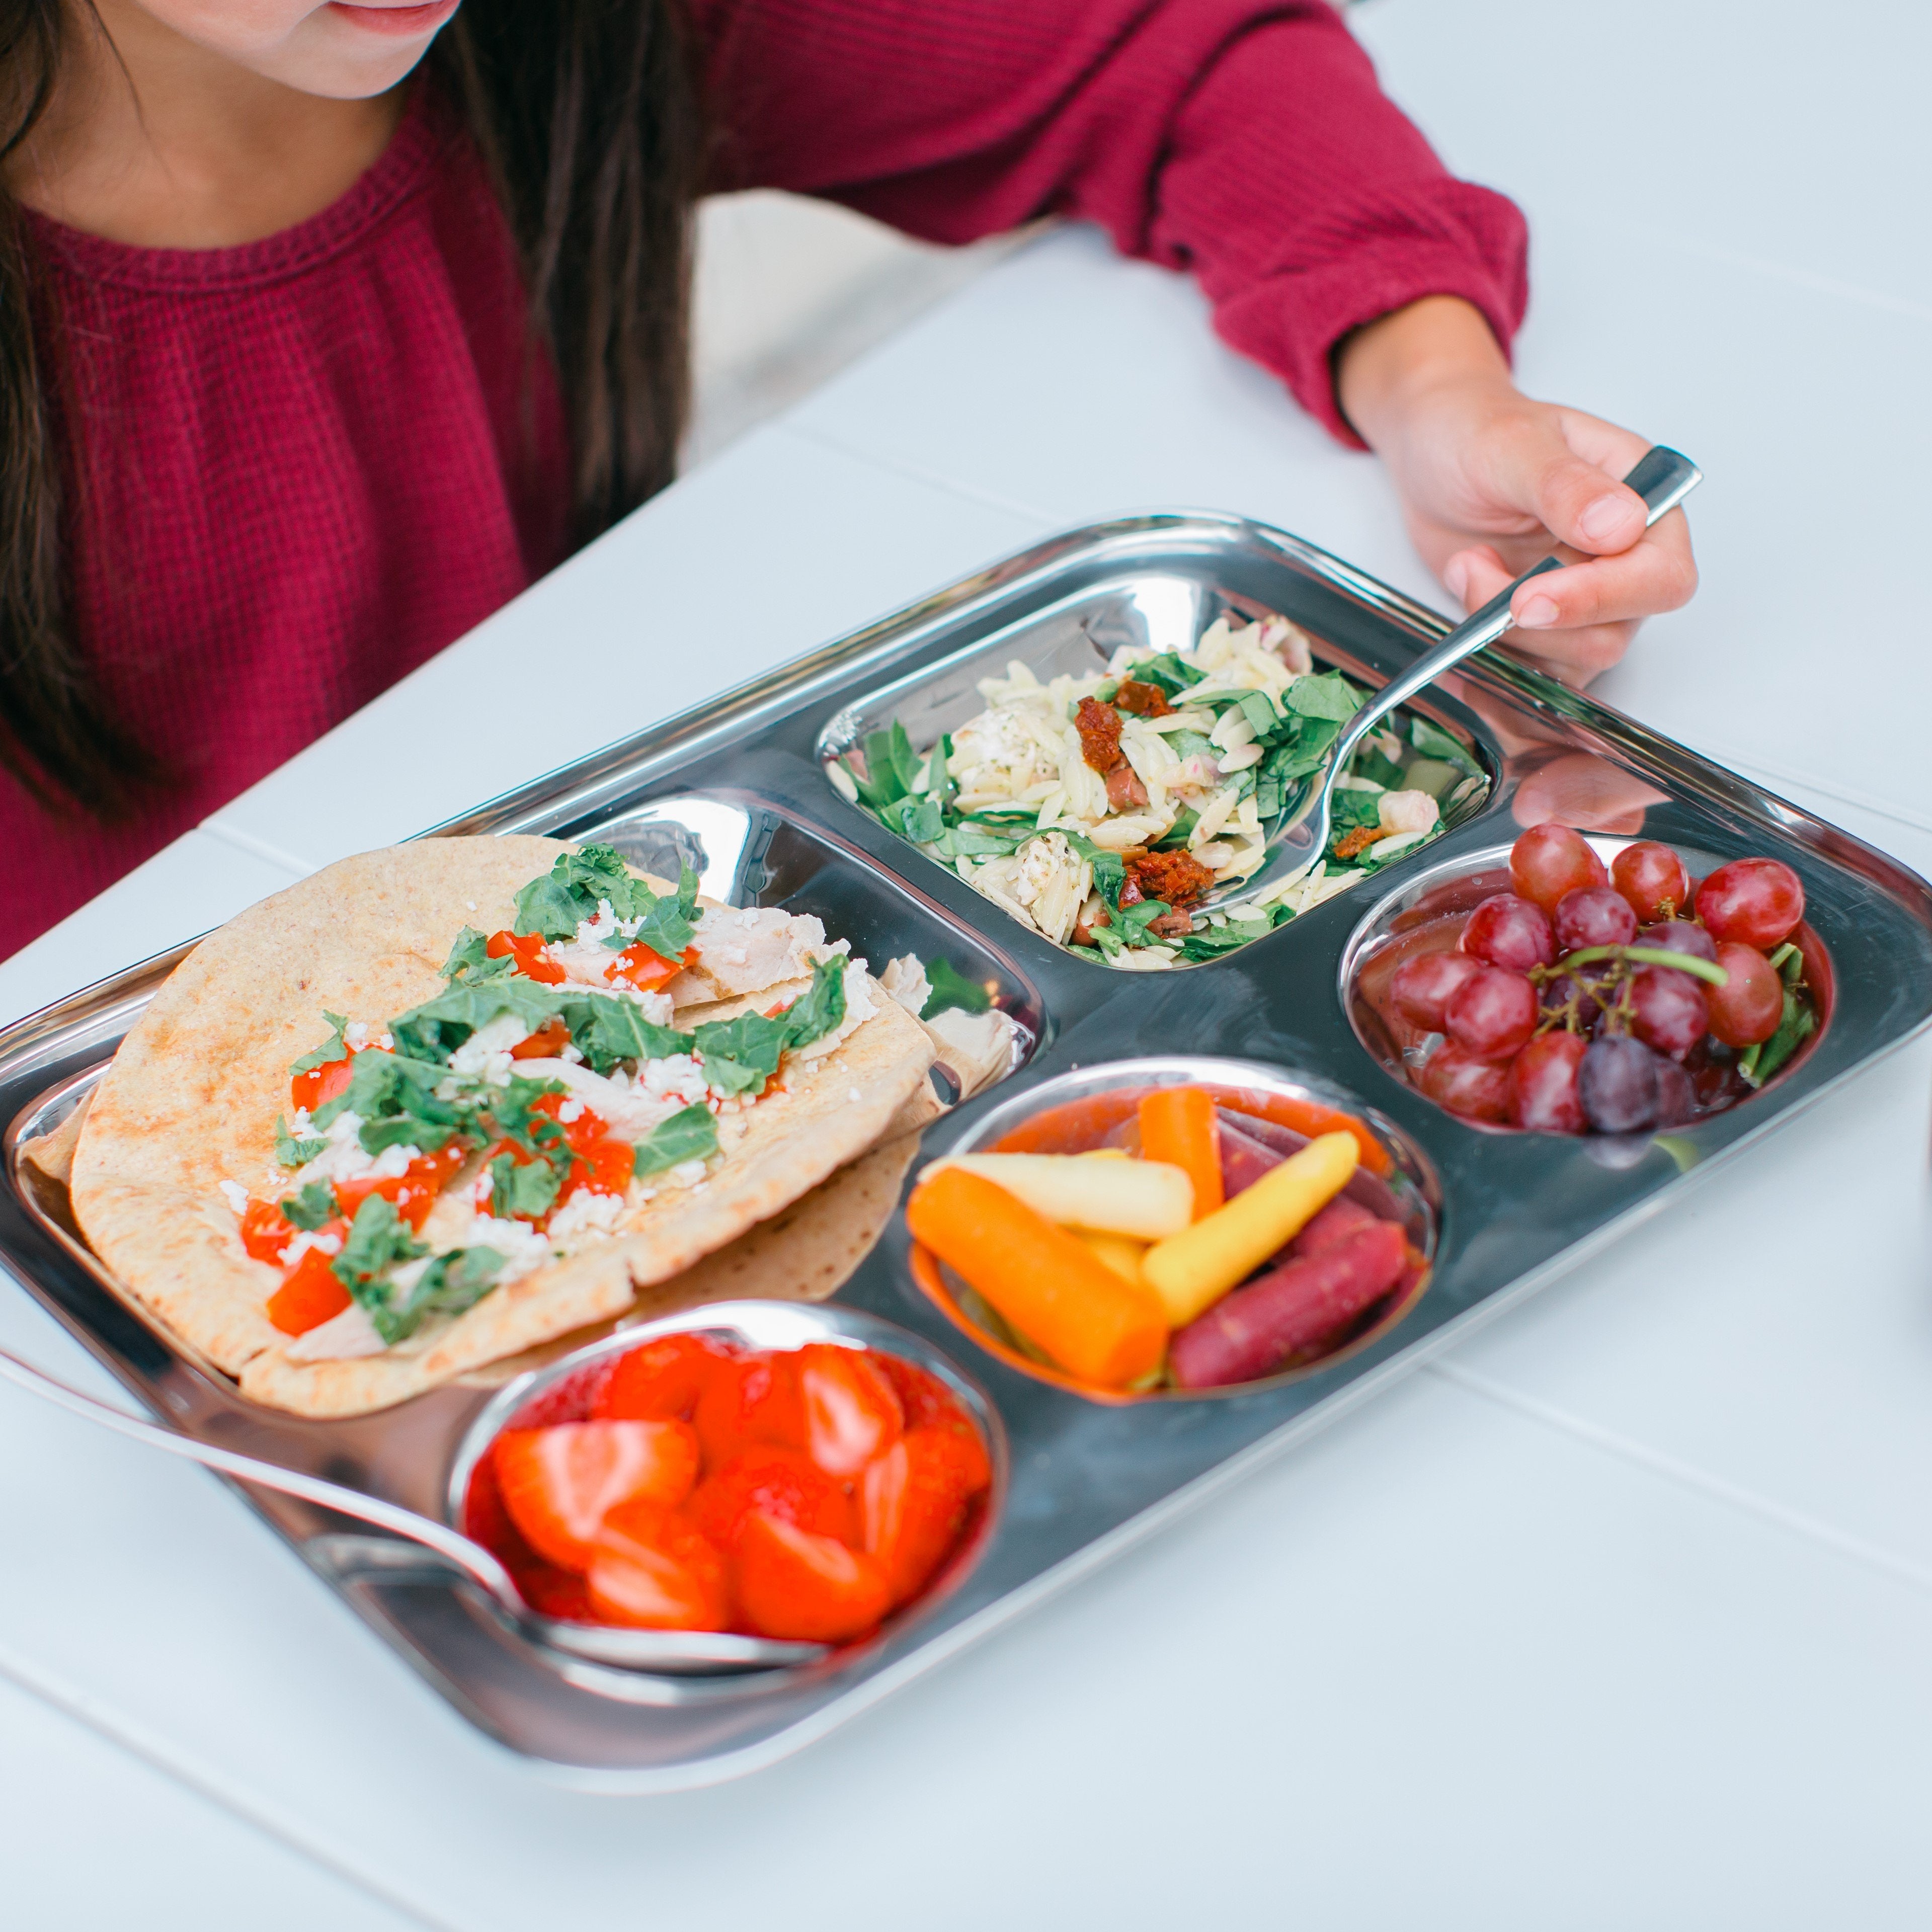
[325,1,459,37]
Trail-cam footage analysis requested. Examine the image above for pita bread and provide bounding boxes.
[70,837,934,1417]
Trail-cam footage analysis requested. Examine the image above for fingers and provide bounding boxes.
[1511,506,1698,630]
[1488,407,1654,558]
[1444,543,1641,685]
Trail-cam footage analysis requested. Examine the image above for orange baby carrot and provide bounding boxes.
[906,1168,1168,1388]
[1137,1087,1224,1221]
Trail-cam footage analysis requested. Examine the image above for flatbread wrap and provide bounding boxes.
[68,836,969,1417]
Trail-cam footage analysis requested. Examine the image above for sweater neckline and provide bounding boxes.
[20,84,447,292]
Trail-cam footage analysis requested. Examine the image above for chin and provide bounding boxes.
[257,9,451,98]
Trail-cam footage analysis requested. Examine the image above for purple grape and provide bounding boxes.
[1578,1034,1667,1133]
[1627,963,1709,1061]
[1539,967,1615,1034]
[1637,919,1718,965]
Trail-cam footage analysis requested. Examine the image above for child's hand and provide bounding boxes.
[1337,296,1698,686]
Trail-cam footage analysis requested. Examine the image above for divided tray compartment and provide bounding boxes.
[3,511,1930,1790]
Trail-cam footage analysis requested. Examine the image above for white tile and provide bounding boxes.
[0,1673,429,1932]
[0,831,305,1034]
[204,427,1044,874]
[1354,0,1932,314]
[0,1358,1926,1928]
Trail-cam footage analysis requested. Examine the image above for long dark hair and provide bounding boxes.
[0,1,705,819]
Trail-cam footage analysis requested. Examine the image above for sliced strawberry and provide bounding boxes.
[688,1446,858,1555]
[796,1341,904,1479]
[734,1509,893,1643]
[585,1498,730,1630]
[519,1564,595,1624]
[874,1355,991,1493]
[265,1240,352,1336]
[595,1334,734,1423]
[861,1428,984,1605]
[693,1352,806,1471]
[493,1419,701,1572]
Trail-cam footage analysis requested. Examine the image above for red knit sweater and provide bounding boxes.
[5,0,1525,959]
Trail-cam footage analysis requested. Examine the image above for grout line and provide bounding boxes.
[775,419,1061,528]
[198,819,320,877]
[1427,1358,1932,1597]
[0,1640,465,1932]
[1610,218,1932,330]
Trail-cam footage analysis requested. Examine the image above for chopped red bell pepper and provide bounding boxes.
[485,929,567,985]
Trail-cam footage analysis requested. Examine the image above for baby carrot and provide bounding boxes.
[907,1168,1168,1388]
[1138,1087,1224,1221]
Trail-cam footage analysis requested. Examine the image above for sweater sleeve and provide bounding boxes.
[686,0,1528,445]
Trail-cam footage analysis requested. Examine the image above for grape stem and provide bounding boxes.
[1544,944,1731,988]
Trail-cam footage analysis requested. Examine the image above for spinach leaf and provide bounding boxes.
[278,1181,338,1231]
[1329,789,1382,832]
[1050,827,1125,910]
[1121,652,1204,698]
[1166,729,1217,763]
[1409,715,1480,776]
[949,822,1024,859]
[1114,900,1174,948]
[880,794,946,845]
[1350,745,1407,791]
[1231,690,1280,741]
[275,1114,326,1168]
[1178,918,1273,961]
[1285,671,1363,722]
[330,1195,428,1309]
[632,1103,719,1177]
[1153,806,1200,851]
[376,1247,505,1345]
[289,1012,348,1077]
[921,958,993,1018]
[857,723,920,808]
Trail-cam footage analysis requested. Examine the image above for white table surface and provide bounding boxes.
[7,4,1931,1926]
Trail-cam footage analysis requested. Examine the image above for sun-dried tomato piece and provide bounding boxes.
[1333,825,1389,860]
[1113,679,1175,718]
[1074,696,1124,774]
[1147,908,1197,939]
[1124,848,1216,907]
[1105,764,1149,811]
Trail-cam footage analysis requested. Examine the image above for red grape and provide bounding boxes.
[1611,841,1691,922]
[1508,1032,1588,1133]
[1462,893,1555,972]
[1553,885,1638,954]
[1696,859,1804,950]
[1627,963,1709,1060]
[1577,1034,1665,1133]
[1636,919,1717,965]
[1705,941,1784,1046]
[1540,970,1609,1034]
[1444,967,1539,1059]
[1389,951,1484,1033]
[1509,824,1607,914]
[1655,1058,1696,1128]
[1420,1043,1512,1122]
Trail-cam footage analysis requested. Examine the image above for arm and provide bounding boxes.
[691,0,1688,680]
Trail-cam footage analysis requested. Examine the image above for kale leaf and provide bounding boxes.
[440,926,516,986]
[388,977,564,1064]
[274,1113,326,1168]
[374,1247,506,1346]
[778,955,848,1050]
[486,1151,565,1222]
[690,1010,788,1097]
[920,958,992,1018]
[330,1195,428,1310]
[561,991,693,1076]
[278,1181,338,1231]
[632,1103,720,1178]
[289,1012,349,1077]
[311,1049,477,1155]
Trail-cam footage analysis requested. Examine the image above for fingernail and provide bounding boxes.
[1578,494,1634,545]
[1444,556,1469,603]
[1516,593,1560,628]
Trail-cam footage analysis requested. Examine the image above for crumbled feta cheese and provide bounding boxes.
[849,1088,863,1104]
[341,1021,392,1052]
[447,1012,529,1085]
[546,1189,627,1246]
[669,1159,707,1188]
[556,1097,586,1124]
[280,1227,344,1264]
[642,1053,710,1107]
[217,1179,250,1216]
[879,953,932,1016]
[294,1109,415,1186]
[466,1215,554,1283]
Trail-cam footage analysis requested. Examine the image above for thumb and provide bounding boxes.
[1497,418,1648,556]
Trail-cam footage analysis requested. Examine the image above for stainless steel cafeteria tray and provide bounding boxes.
[4,512,1929,1793]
